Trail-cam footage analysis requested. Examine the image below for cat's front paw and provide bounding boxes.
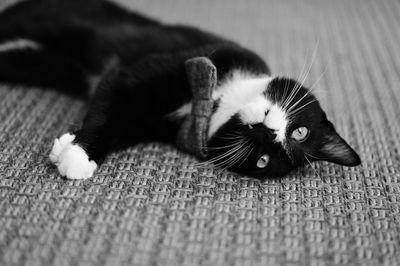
[49,133,97,179]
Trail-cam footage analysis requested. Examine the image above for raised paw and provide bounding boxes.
[49,133,97,179]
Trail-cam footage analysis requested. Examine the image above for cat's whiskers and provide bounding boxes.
[308,65,327,92]
[281,78,290,106]
[220,139,251,169]
[207,140,245,150]
[297,41,319,91]
[281,41,320,111]
[288,99,317,116]
[304,153,321,179]
[281,53,310,110]
[286,90,313,113]
[238,144,254,168]
[213,135,243,141]
[304,151,329,161]
[287,67,327,115]
[281,81,301,110]
[196,139,245,166]
[213,140,247,168]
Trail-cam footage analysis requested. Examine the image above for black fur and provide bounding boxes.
[0,0,360,178]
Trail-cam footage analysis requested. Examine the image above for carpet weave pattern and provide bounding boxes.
[1,0,400,265]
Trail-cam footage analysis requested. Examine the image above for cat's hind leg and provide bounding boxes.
[0,45,89,96]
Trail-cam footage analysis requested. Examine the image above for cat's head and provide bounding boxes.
[207,73,361,178]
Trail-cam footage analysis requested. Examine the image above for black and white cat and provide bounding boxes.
[0,0,361,179]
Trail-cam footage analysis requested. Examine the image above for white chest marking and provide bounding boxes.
[0,39,41,52]
[170,70,289,143]
[209,71,274,138]
[264,104,288,142]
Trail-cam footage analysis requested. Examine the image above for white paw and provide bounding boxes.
[49,133,97,179]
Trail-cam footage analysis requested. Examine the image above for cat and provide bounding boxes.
[0,0,361,179]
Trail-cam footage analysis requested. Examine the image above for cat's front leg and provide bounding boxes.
[49,133,98,179]
[49,67,120,179]
[49,117,117,179]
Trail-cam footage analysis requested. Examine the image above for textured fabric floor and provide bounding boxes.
[1,0,400,265]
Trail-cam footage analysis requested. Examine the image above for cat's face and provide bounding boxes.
[207,75,361,178]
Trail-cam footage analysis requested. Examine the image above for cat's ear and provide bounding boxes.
[316,124,361,166]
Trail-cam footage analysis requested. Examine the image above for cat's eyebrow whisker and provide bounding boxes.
[288,99,317,116]
[281,84,301,111]
[286,90,313,113]
[280,78,290,107]
[281,77,301,109]
[308,65,327,92]
[282,76,306,111]
[207,141,245,150]
[297,40,319,90]
[282,51,312,109]
[283,40,320,111]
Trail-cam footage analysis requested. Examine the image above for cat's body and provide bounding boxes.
[0,0,361,179]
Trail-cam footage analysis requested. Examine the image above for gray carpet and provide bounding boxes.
[1,0,400,265]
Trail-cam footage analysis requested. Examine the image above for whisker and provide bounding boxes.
[298,40,319,89]
[288,99,317,116]
[282,40,320,110]
[304,154,321,179]
[214,141,247,169]
[308,65,327,92]
[222,141,250,169]
[196,140,245,166]
[237,143,254,167]
[282,79,304,111]
[304,151,329,161]
[280,78,290,107]
[207,140,245,150]
[204,146,242,164]
[286,89,313,113]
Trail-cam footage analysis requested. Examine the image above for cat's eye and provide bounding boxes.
[291,126,309,141]
[256,154,269,168]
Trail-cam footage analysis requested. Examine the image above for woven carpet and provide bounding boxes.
[1,0,400,265]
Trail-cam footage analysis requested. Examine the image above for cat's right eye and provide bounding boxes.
[291,126,309,141]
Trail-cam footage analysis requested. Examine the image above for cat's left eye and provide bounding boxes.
[256,154,269,168]
[291,126,309,141]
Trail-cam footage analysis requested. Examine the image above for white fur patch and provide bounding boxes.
[167,102,192,119]
[208,71,274,138]
[169,70,289,143]
[264,104,288,142]
[0,39,41,52]
[49,133,97,180]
